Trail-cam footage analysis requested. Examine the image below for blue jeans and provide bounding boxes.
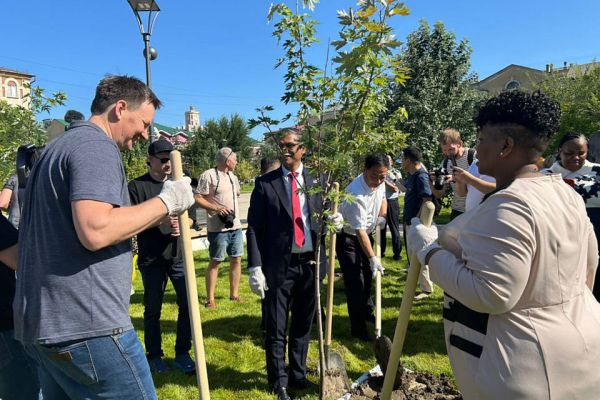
[208,229,244,261]
[0,329,42,400]
[25,329,157,400]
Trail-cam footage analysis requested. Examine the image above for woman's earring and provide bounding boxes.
[499,152,504,156]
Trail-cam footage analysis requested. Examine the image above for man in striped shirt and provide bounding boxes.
[430,128,476,221]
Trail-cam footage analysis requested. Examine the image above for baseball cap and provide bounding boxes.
[148,140,174,155]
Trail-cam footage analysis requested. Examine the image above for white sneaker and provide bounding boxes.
[414,292,431,300]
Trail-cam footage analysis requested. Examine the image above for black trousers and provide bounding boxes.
[381,198,402,257]
[264,256,316,390]
[336,232,374,337]
[140,262,192,359]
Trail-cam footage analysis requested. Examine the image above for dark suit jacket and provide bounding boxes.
[247,166,327,288]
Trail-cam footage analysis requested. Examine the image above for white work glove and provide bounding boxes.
[248,266,269,299]
[157,177,195,215]
[327,212,344,232]
[407,217,440,265]
[368,256,385,278]
[377,216,387,229]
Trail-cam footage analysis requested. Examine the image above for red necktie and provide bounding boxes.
[290,171,305,248]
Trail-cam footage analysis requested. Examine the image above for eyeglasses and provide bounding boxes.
[153,156,171,164]
[279,142,301,150]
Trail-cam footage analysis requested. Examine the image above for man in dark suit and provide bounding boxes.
[247,129,329,400]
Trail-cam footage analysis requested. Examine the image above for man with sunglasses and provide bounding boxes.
[128,139,195,375]
[194,147,243,309]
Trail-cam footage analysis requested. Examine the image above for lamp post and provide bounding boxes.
[127,0,159,142]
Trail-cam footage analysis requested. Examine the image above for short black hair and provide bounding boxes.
[401,146,423,163]
[90,75,162,115]
[260,157,280,175]
[64,109,85,123]
[474,90,561,153]
[364,153,389,170]
[558,132,588,148]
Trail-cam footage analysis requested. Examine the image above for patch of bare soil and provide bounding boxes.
[323,369,350,399]
[351,371,462,400]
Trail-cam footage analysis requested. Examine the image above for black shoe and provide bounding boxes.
[393,254,402,261]
[276,387,291,400]
[288,378,316,391]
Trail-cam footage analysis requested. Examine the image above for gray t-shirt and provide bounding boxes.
[14,121,133,344]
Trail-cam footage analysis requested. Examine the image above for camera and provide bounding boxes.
[432,168,449,190]
[219,210,236,229]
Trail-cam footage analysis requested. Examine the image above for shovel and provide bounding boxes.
[380,201,435,400]
[322,183,350,396]
[170,151,211,400]
[373,225,402,388]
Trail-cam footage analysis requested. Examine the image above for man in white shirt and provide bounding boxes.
[337,154,388,341]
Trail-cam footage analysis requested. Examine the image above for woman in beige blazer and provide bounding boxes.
[408,91,600,399]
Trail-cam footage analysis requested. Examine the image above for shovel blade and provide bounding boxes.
[375,335,404,388]
[323,350,350,398]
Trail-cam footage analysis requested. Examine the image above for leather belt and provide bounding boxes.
[291,252,314,263]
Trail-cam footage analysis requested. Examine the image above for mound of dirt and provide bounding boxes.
[350,371,462,400]
[323,369,350,399]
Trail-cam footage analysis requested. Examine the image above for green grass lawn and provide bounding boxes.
[130,233,453,399]
[240,183,254,193]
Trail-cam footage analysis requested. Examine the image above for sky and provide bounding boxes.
[2,1,600,139]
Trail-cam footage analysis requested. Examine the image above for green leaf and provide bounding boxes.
[357,5,377,18]
[389,5,410,16]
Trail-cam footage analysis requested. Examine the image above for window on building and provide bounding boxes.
[6,81,18,98]
[505,80,520,91]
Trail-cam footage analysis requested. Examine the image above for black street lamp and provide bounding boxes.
[127,0,160,142]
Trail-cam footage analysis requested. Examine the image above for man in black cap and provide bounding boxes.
[128,139,195,375]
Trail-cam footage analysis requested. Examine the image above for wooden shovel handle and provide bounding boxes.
[170,151,211,400]
[381,201,435,400]
[325,182,339,348]
[375,225,382,338]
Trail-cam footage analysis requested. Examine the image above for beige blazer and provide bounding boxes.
[430,174,600,399]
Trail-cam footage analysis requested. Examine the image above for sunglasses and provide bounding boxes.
[153,156,171,164]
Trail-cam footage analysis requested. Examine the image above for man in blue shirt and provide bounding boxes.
[401,146,433,298]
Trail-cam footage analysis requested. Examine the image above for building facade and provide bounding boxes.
[474,62,600,96]
[0,67,35,107]
[185,105,201,132]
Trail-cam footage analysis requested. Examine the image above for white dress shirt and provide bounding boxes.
[281,163,314,253]
[340,173,386,235]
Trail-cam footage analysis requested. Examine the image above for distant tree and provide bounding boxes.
[0,85,66,182]
[383,20,485,166]
[538,65,600,155]
[182,113,254,177]
[121,140,149,181]
[235,159,260,183]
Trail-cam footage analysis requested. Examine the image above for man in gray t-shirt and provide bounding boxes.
[13,75,194,399]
